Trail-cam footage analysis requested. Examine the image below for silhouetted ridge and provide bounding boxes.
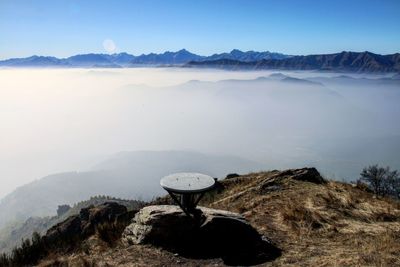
[186,51,400,72]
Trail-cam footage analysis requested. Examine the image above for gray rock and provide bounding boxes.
[123,205,243,245]
[260,167,326,192]
[287,167,326,184]
[122,205,281,265]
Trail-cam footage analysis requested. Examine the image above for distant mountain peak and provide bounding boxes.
[230,49,244,55]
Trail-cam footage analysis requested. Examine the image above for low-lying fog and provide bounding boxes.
[1,68,399,198]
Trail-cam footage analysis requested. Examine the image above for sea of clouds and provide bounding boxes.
[0,68,399,198]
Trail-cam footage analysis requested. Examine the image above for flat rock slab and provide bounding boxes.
[122,205,281,265]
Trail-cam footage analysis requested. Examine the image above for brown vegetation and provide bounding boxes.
[206,169,400,266]
[2,168,400,266]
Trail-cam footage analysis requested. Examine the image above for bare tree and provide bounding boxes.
[385,169,400,198]
[359,164,399,198]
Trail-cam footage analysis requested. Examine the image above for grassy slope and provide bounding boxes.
[38,169,400,266]
[207,171,400,266]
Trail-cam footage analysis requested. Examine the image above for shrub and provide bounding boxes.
[0,232,46,266]
[359,164,400,198]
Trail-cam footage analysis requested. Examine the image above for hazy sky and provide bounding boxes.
[1,0,399,59]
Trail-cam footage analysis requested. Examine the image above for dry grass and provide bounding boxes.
[37,169,400,266]
[206,172,400,266]
[96,221,128,246]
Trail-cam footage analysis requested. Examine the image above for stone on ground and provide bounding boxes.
[122,205,281,265]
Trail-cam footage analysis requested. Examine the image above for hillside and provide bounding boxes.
[3,168,398,266]
[0,196,144,254]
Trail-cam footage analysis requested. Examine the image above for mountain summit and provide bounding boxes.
[130,49,204,64]
[206,49,290,61]
[1,167,399,266]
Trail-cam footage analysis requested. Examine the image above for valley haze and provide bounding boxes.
[0,67,399,204]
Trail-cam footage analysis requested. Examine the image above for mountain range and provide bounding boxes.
[0,49,290,68]
[1,50,398,72]
[186,51,400,73]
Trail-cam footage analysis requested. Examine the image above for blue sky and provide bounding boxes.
[0,0,399,59]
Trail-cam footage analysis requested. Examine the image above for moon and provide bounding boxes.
[103,39,116,53]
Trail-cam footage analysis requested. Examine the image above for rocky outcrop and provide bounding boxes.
[123,205,281,265]
[277,167,326,184]
[258,167,325,194]
[45,202,134,246]
[225,173,240,179]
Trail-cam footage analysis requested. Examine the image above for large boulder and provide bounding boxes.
[123,205,281,265]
